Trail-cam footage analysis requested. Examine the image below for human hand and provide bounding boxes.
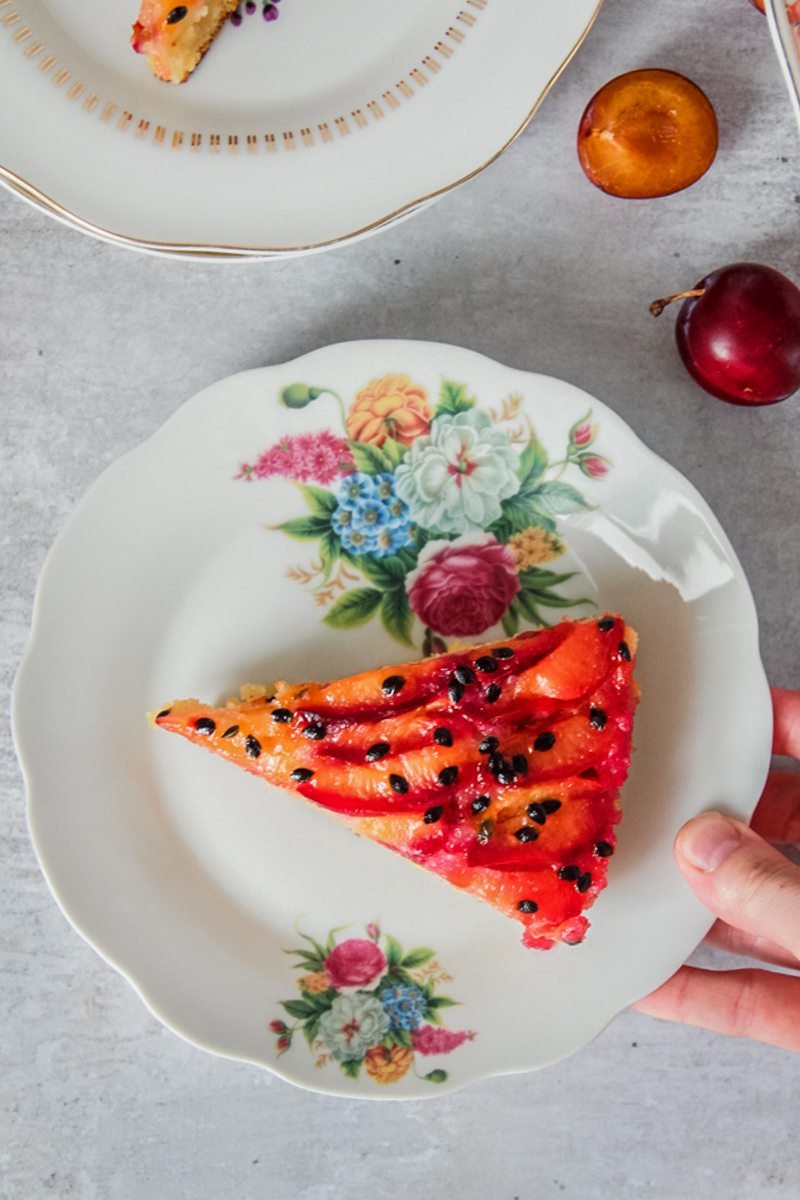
[633,687,800,1052]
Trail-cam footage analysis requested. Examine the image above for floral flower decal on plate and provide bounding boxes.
[269,923,475,1086]
[236,375,610,649]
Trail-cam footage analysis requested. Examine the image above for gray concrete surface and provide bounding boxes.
[2,1,799,1197]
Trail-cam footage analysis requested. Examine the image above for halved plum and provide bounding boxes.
[578,69,718,199]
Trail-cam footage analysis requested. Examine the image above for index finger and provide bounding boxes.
[772,688,800,759]
[633,966,800,1053]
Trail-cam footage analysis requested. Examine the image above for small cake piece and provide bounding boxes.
[153,616,639,949]
[132,1,239,84]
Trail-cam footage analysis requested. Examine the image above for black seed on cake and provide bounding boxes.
[515,827,539,843]
[589,708,607,731]
[382,675,406,696]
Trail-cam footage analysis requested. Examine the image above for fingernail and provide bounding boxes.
[679,812,742,872]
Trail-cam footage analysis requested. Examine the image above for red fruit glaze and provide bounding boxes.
[675,262,800,406]
[154,616,639,950]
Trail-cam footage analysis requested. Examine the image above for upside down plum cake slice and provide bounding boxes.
[154,616,639,949]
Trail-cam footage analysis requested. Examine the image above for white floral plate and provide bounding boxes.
[0,0,601,256]
[13,341,771,1098]
[767,0,800,128]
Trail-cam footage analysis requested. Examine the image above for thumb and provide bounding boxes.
[675,812,800,961]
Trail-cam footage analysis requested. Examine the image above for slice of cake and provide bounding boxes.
[153,616,639,949]
[132,2,239,84]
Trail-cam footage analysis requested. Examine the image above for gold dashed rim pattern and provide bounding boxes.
[0,0,604,255]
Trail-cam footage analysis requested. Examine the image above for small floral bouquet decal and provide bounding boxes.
[269,922,474,1086]
[237,373,610,649]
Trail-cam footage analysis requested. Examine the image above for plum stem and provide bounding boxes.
[649,288,706,317]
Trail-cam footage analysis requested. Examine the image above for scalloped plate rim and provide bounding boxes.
[767,0,800,128]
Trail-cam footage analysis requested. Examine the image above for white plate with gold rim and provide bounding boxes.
[0,162,436,260]
[13,341,772,1098]
[0,0,601,256]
